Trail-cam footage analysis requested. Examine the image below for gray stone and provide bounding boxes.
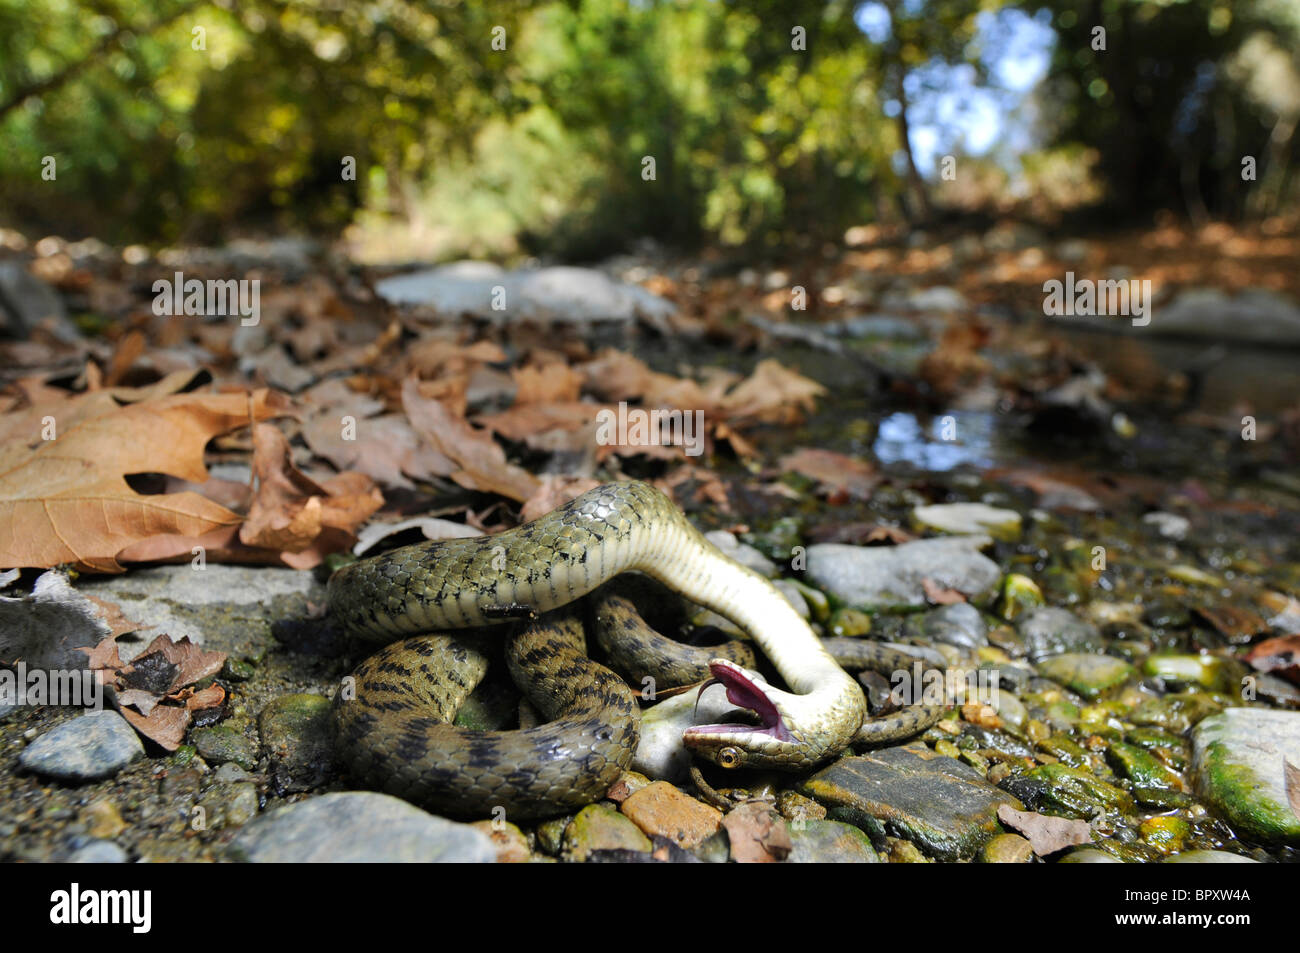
[79,563,321,658]
[634,685,737,781]
[908,602,988,649]
[67,840,129,863]
[192,725,259,771]
[19,711,144,781]
[805,536,1000,611]
[1016,608,1104,663]
[1153,287,1300,345]
[0,260,78,340]
[227,792,496,862]
[835,315,926,340]
[1141,511,1190,540]
[798,744,1022,861]
[1163,849,1260,863]
[704,531,777,577]
[913,502,1022,540]
[375,262,676,327]
[1191,708,1300,845]
[786,819,880,863]
[881,285,969,313]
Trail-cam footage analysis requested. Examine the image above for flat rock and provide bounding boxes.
[1154,288,1300,345]
[1191,708,1300,845]
[1016,608,1104,663]
[905,602,988,649]
[1163,849,1260,863]
[0,260,78,340]
[19,710,144,781]
[79,564,321,659]
[704,531,777,576]
[798,743,1022,860]
[227,792,496,862]
[805,536,1000,611]
[563,803,651,862]
[786,819,880,863]
[913,503,1022,540]
[375,262,676,326]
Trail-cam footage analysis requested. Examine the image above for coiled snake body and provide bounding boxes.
[329,481,874,818]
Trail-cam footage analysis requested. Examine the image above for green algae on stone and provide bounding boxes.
[998,574,1044,622]
[1015,764,1135,819]
[787,819,881,863]
[798,744,1022,861]
[258,693,335,794]
[1191,709,1300,845]
[1142,653,1228,691]
[191,724,259,771]
[1037,653,1134,699]
[979,832,1035,863]
[827,607,873,637]
[1139,815,1190,854]
[1130,692,1225,732]
[535,815,572,856]
[562,803,651,862]
[1036,733,1093,769]
[1106,741,1184,791]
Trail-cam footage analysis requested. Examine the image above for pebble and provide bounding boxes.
[980,833,1035,863]
[913,503,1022,540]
[469,820,532,863]
[19,710,144,781]
[1163,850,1260,863]
[1036,653,1134,698]
[66,840,129,863]
[619,781,722,849]
[191,724,259,771]
[227,793,495,862]
[1016,608,1105,663]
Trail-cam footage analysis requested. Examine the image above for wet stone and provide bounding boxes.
[786,819,880,863]
[1058,848,1122,863]
[906,602,988,649]
[67,840,129,863]
[1016,608,1104,663]
[1163,850,1260,863]
[1130,692,1224,732]
[19,710,144,782]
[258,693,335,794]
[227,792,495,862]
[798,743,1022,861]
[191,724,259,771]
[469,820,532,863]
[979,833,1035,863]
[198,781,260,830]
[1191,708,1300,845]
[1036,653,1134,698]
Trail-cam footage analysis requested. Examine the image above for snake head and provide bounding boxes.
[683,660,819,771]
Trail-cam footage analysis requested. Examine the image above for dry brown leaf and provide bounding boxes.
[1194,605,1269,644]
[923,577,968,605]
[578,349,654,402]
[475,402,605,444]
[520,476,602,523]
[997,805,1093,856]
[512,362,584,405]
[779,448,878,500]
[183,683,226,711]
[401,377,540,503]
[135,634,226,694]
[239,423,383,564]
[720,800,792,863]
[721,359,825,426]
[0,389,289,572]
[120,704,189,751]
[302,411,453,489]
[1245,634,1300,686]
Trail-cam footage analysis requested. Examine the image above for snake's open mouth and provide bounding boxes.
[688,661,793,741]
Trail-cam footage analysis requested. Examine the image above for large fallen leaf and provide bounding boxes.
[720,359,825,426]
[402,377,540,503]
[0,389,289,572]
[779,448,877,500]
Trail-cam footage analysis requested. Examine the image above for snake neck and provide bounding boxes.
[634,517,862,701]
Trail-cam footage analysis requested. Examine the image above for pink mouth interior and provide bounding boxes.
[688,662,793,741]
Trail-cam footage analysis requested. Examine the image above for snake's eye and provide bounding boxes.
[717,746,742,769]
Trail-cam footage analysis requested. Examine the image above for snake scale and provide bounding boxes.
[329,480,943,819]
